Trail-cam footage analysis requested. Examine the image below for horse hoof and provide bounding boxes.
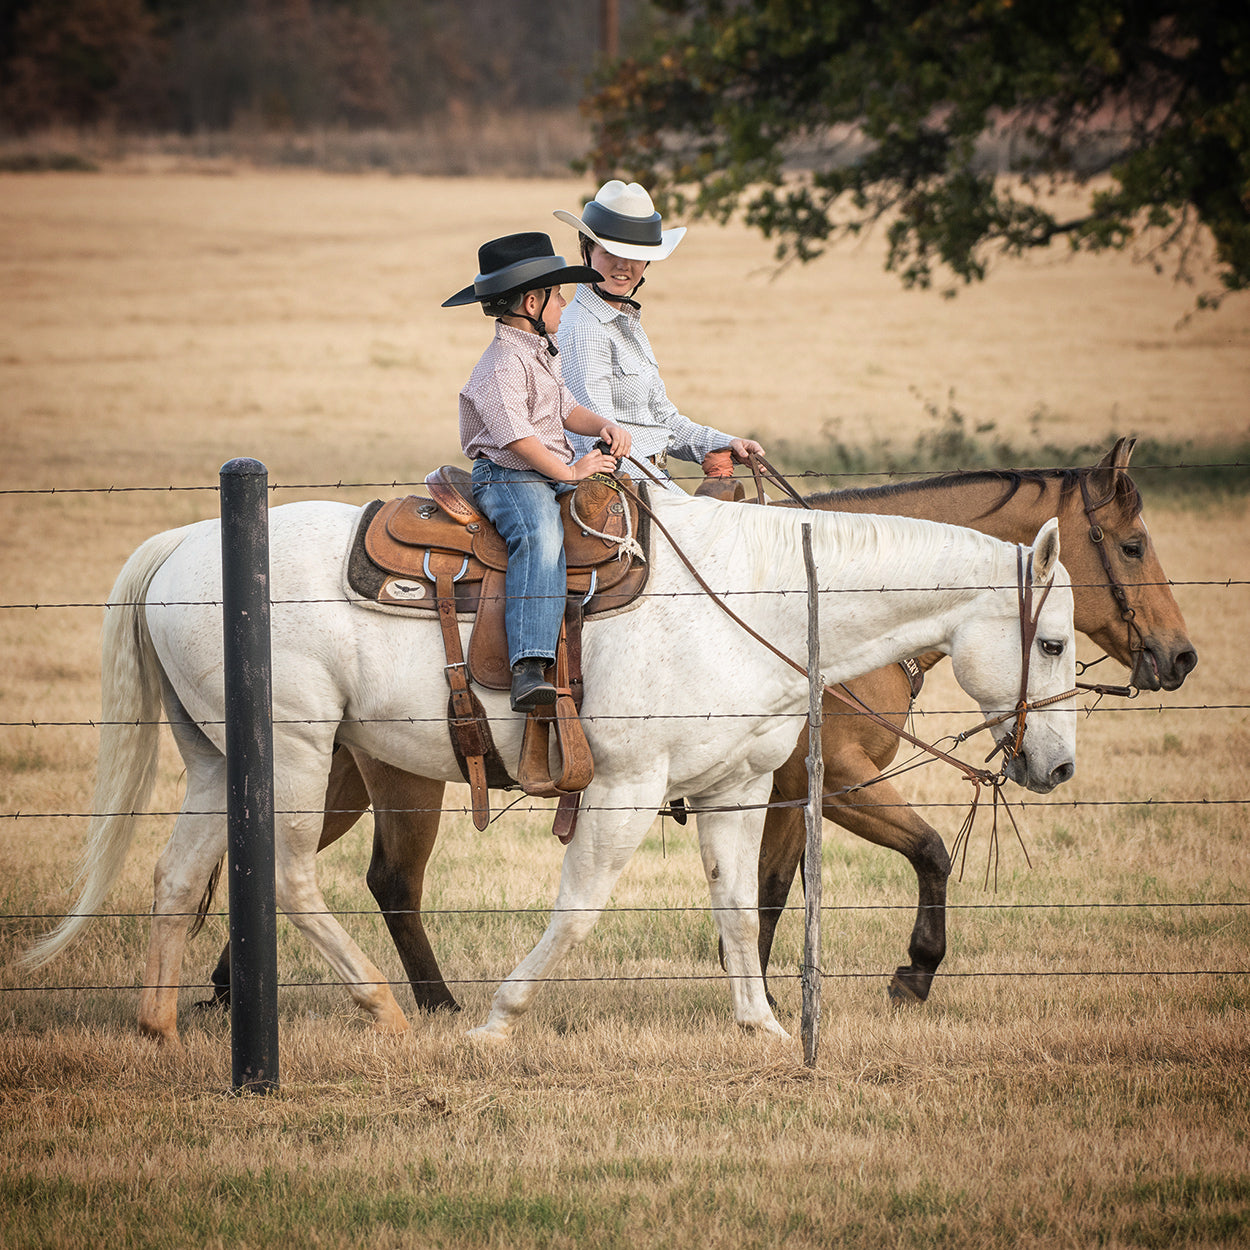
[739,1017,791,1040]
[138,1024,183,1050]
[887,969,932,1005]
[193,993,229,1014]
[371,1015,410,1036]
[465,1023,509,1045]
[415,995,462,1015]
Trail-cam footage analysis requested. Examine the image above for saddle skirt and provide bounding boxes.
[346,466,649,691]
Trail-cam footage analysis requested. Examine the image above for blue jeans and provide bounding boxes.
[471,459,573,667]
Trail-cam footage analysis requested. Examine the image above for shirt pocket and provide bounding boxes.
[609,348,647,409]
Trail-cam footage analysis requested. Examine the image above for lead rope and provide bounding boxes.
[744,452,812,508]
[568,475,646,564]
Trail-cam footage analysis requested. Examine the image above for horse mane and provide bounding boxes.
[688,483,1002,587]
[803,464,1143,524]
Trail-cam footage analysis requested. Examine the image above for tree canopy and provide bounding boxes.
[582,0,1250,301]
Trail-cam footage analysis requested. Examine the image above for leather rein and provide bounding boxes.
[616,456,1075,794]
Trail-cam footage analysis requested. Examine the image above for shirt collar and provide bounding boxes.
[575,283,640,325]
[493,319,555,358]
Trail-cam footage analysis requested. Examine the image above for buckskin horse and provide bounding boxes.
[204,436,1193,1017]
[24,484,1077,1044]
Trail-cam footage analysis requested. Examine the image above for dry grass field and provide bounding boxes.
[1,170,1249,1247]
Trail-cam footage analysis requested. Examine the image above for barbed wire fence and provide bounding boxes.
[2,464,1247,1006]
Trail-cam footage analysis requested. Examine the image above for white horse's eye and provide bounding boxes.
[1039,639,1065,657]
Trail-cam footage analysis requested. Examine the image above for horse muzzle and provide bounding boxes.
[1132,639,1198,692]
[1004,748,1076,794]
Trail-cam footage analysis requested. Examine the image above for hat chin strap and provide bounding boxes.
[592,271,646,310]
[506,288,558,355]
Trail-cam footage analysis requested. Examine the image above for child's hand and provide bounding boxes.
[571,447,618,480]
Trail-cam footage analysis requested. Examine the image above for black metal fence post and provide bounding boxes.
[219,458,279,1093]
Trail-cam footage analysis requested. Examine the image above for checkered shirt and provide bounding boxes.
[459,322,578,471]
[557,284,733,475]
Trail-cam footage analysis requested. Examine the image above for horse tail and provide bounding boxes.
[21,525,194,969]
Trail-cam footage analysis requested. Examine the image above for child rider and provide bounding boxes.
[443,232,632,712]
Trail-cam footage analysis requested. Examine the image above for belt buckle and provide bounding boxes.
[651,447,668,472]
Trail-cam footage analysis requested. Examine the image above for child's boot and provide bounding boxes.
[510,659,558,712]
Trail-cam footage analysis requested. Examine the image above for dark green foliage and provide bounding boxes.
[582,1,1250,303]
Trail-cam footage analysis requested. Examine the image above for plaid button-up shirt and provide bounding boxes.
[558,285,733,475]
[459,322,578,471]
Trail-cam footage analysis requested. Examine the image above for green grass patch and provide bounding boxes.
[768,396,1250,504]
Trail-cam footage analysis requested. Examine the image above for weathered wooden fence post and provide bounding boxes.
[801,523,824,1067]
[219,458,279,1093]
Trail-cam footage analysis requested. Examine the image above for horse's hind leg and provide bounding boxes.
[354,753,457,1013]
[204,742,374,1008]
[273,749,409,1035]
[138,748,230,1046]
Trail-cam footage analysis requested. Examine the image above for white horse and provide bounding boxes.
[25,488,1077,1045]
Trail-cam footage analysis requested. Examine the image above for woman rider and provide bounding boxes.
[553,180,764,486]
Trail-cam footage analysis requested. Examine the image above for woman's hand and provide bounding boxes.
[729,437,765,462]
[598,423,632,458]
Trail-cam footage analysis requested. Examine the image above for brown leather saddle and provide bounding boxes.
[346,467,649,838]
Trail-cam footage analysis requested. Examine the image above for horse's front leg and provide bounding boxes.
[694,782,789,1039]
[768,698,951,1004]
[469,784,662,1042]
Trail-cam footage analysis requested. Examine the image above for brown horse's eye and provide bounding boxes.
[1121,540,1144,560]
[1040,639,1065,658]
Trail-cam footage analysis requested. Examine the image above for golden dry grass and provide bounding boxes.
[1,170,1248,1247]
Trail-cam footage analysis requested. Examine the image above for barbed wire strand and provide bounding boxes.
[0,700,1243,733]
[3,795,1248,824]
[1,459,1247,497]
[2,574,1246,614]
[3,968,1245,996]
[9,898,1250,924]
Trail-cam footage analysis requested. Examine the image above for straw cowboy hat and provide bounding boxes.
[553,180,686,261]
[442,232,601,308]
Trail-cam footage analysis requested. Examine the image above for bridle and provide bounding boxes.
[1077,469,1146,692]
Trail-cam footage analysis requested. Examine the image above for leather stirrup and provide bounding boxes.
[516,618,594,801]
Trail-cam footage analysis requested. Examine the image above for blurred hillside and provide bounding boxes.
[0,0,665,169]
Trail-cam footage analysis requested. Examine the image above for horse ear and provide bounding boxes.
[1031,517,1061,586]
[1088,436,1136,501]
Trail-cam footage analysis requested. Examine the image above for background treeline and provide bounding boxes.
[0,0,667,133]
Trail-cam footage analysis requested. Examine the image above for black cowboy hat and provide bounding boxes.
[442,232,602,308]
